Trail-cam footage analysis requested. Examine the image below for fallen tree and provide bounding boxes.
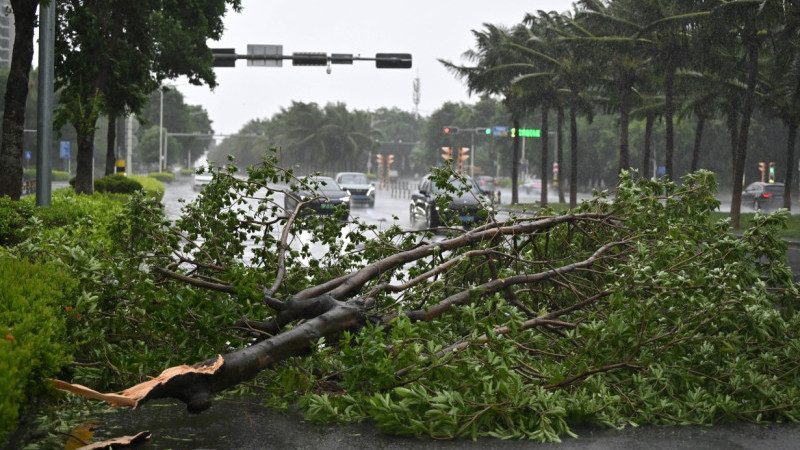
[49,163,800,441]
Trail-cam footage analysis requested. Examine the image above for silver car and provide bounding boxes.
[335,172,375,208]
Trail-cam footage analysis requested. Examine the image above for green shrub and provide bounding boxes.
[21,169,70,182]
[52,170,70,182]
[178,168,194,177]
[129,175,165,201]
[22,188,127,232]
[147,171,174,183]
[0,257,73,445]
[94,175,143,194]
[0,197,35,247]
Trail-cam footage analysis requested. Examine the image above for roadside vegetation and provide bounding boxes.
[2,165,799,447]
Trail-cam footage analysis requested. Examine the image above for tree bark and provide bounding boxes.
[642,113,653,179]
[691,116,705,174]
[74,124,97,194]
[540,103,549,206]
[569,106,578,209]
[731,38,760,229]
[783,118,797,210]
[556,106,565,203]
[105,114,117,176]
[0,1,39,200]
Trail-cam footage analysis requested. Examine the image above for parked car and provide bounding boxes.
[742,181,785,211]
[335,172,375,208]
[475,175,497,195]
[192,172,213,191]
[409,175,493,229]
[284,176,350,219]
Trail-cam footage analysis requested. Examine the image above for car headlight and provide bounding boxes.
[367,187,375,196]
[341,195,351,203]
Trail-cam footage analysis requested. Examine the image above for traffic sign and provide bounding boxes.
[59,141,70,159]
[493,126,509,137]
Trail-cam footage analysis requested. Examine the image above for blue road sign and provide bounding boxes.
[59,141,70,159]
[493,126,509,137]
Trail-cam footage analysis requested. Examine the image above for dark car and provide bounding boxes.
[335,172,375,208]
[475,175,497,195]
[742,181,785,211]
[409,175,493,229]
[284,176,350,219]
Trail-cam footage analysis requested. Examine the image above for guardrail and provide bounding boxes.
[387,181,413,199]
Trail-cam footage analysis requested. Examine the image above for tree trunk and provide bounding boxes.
[0,1,39,200]
[105,114,117,176]
[731,39,760,230]
[784,118,797,211]
[511,117,520,205]
[618,89,630,174]
[569,106,578,209]
[74,126,97,195]
[664,65,675,180]
[642,113,653,179]
[556,106,565,204]
[691,116,705,173]
[540,103,549,206]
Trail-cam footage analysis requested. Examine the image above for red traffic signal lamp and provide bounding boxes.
[441,147,453,160]
[442,126,459,135]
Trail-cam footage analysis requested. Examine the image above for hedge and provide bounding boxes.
[0,257,74,445]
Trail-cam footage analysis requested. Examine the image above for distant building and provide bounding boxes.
[0,0,14,69]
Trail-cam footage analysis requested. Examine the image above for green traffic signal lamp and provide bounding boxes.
[475,127,491,135]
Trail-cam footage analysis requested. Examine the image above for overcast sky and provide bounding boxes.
[174,0,576,135]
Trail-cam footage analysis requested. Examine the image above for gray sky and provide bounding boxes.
[176,0,576,135]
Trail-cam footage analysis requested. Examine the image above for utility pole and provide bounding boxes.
[36,1,55,206]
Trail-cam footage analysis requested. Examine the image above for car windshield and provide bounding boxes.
[309,178,342,194]
[338,174,368,184]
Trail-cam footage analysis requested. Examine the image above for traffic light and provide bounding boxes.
[457,147,470,172]
[442,126,459,135]
[376,154,384,166]
[375,53,412,69]
[769,162,775,183]
[291,52,327,66]
[387,154,395,166]
[758,162,766,182]
[441,147,453,160]
[475,127,491,135]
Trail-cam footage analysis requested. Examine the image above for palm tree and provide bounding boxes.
[707,0,783,228]
[761,7,800,210]
[517,8,598,208]
[440,23,530,204]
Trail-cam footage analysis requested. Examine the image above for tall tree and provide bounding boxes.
[711,1,781,229]
[55,0,240,194]
[441,23,529,204]
[0,0,40,200]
